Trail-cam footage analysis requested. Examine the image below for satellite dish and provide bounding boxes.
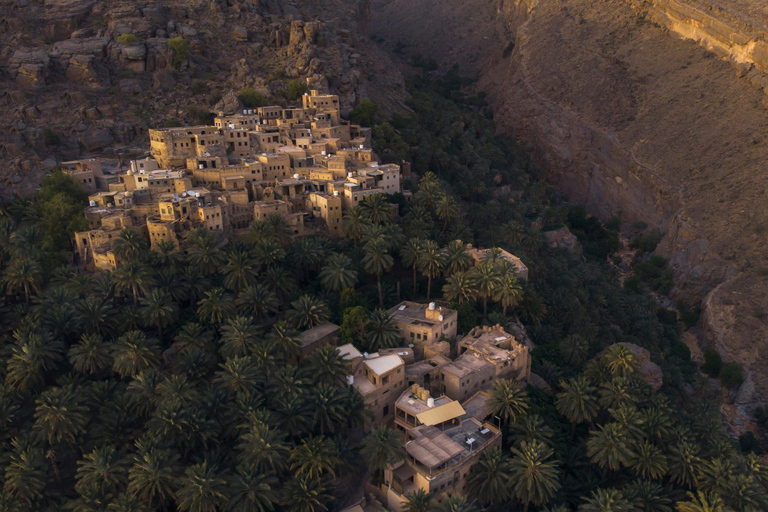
[439,315,444,321]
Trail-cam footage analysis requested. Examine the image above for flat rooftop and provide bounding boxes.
[300,322,339,347]
[406,417,499,471]
[396,389,455,417]
[337,343,362,361]
[364,354,403,375]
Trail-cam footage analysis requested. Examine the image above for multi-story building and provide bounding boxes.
[352,353,407,429]
[388,302,459,357]
[386,385,501,511]
[457,325,531,382]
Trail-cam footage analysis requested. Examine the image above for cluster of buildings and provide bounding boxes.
[336,301,532,511]
[64,89,404,270]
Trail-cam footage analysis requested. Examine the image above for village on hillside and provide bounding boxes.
[58,88,536,511]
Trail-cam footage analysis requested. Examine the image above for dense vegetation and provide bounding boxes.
[0,74,763,512]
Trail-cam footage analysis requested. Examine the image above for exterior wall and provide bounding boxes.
[442,357,496,402]
[356,360,407,430]
[306,193,343,236]
[199,205,223,231]
[259,154,292,181]
[147,217,178,250]
[253,200,290,221]
[67,170,97,192]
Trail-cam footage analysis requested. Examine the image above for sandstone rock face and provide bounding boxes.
[617,343,664,391]
[543,226,581,257]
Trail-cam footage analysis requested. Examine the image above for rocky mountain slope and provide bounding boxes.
[0,0,404,198]
[373,0,768,409]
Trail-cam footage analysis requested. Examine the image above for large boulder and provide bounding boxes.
[80,128,114,152]
[544,226,582,257]
[616,342,663,391]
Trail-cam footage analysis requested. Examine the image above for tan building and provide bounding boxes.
[352,353,407,429]
[299,323,339,356]
[305,192,343,236]
[149,126,225,168]
[302,90,340,112]
[388,302,459,357]
[62,159,103,192]
[457,325,531,382]
[386,385,501,511]
[466,245,529,281]
[259,153,292,181]
[441,355,496,402]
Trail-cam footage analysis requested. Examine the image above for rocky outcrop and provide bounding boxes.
[0,0,405,196]
[543,226,582,257]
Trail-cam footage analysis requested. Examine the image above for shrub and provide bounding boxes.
[163,118,181,128]
[738,431,763,454]
[349,99,379,127]
[43,127,61,147]
[720,362,744,389]
[754,405,768,426]
[238,88,268,108]
[187,106,213,125]
[630,228,664,253]
[117,33,139,45]
[669,342,691,361]
[207,90,223,107]
[191,80,207,95]
[702,347,723,377]
[624,275,642,294]
[286,80,308,101]
[168,37,190,69]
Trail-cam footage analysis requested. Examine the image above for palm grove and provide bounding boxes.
[0,73,763,512]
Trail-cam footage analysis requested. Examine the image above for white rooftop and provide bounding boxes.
[337,343,363,361]
[364,354,403,375]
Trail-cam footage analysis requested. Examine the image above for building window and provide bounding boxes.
[383,405,389,417]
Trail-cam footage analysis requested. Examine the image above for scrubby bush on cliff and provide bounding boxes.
[720,361,745,389]
[187,106,213,125]
[286,80,308,101]
[237,87,268,108]
[168,36,190,69]
[117,33,139,45]
[349,99,379,127]
[703,347,723,376]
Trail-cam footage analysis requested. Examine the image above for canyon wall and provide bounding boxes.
[373,0,768,407]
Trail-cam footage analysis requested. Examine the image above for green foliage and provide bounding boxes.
[35,170,89,254]
[286,80,308,101]
[738,431,763,455]
[187,106,213,125]
[630,228,664,253]
[117,33,139,45]
[207,90,223,106]
[191,79,207,95]
[702,347,723,377]
[168,37,190,69]
[348,99,379,127]
[634,255,674,294]
[719,361,744,389]
[567,207,619,261]
[238,88,268,108]
[42,127,61,147]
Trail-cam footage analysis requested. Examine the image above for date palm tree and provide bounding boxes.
[416,239,444,301]
[559,334,590,365]
[75,446,129,499]
[186,228,226,277]
[466,447,512,505]
[675,492,728,512]
[403,489,433,512]
[76,295,115,335]
[362,237,394,308]
[305,345,347,386]
[442,239,472,276]
[236,421,290,473]
[220,316,261,360]
[281,475,333,512]
[400,238,424,297]
[442,270,477,304]
[629,440,668,480]
[493,271,523,316]
[586,423,633,478]
[175,461,228,512]
[488,379,529,425]
[237,284,279,322]
[214,357,261,396]
[508,413,555,448]
[227,467,279,512]
[223,248,258,293]
[361,425,403,481]
[6,331,65,391]
[197,288,236,325]
[366,308,400,352]
[290,435,342,479]
[667,441,702,488]
[68,333,113,375]
[342,207,369,247]
[127,442,181,509]
[470,260,500,317]
[319,253,357,295]
[264,213,293,245]
[286,295,330,330]
[4,437,47,506]
[139,289,178,342]
[265,321,303,364]
[113,229,148,263]
[435,194,459,232]
[603,344,639,377]
[253,238,286,269]
[361,193,392,225]
[310,383,346,433]
[578,488,636,512]
[112,262,155,307]
[4,257,43,304]
[509,440,561,512]
[34,385,89,444]
[112,331,161,379]
[434,494,475,512]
